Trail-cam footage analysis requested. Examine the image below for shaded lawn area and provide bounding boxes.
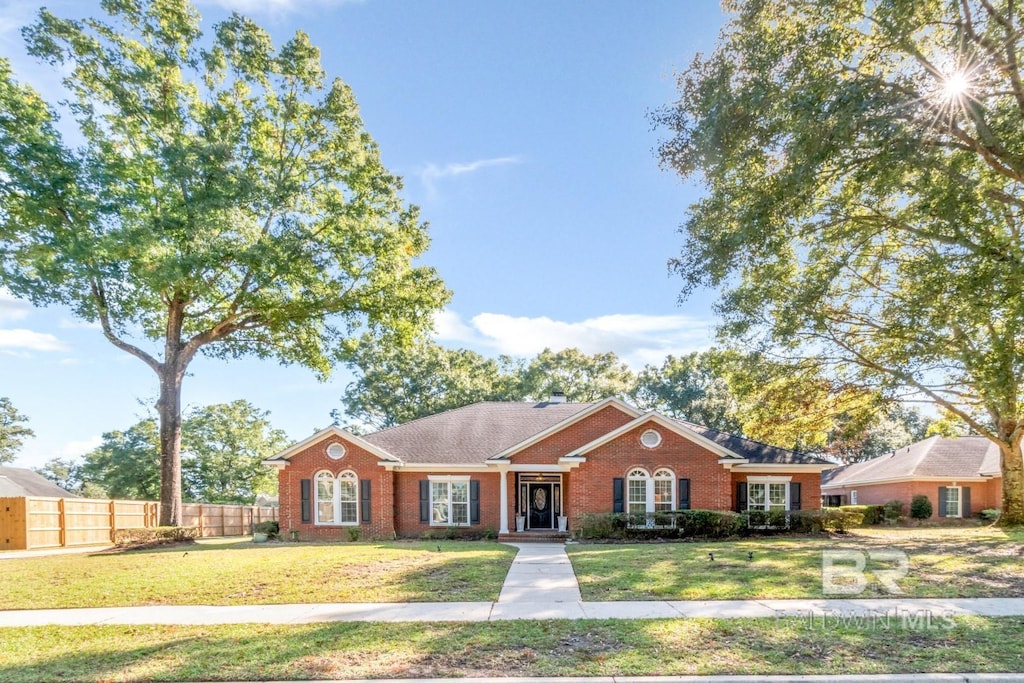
[0,539,517,608]
[1,617,1023,681]
[568,526,1024,600]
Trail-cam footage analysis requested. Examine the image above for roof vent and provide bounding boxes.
[548,391,567,404]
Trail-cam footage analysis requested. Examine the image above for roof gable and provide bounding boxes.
[263,425,401,465]
[364,401,603,464]
[0,467,79,498]
[569,412,746,461]
[488,398,642,461]
[822,436,1001,487]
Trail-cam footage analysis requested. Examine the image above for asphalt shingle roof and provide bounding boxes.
[0,467,79,498]
[361,401,596,464]
[676,420,834,465]
[821,436,1001,487]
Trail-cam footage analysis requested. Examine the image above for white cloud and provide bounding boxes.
[434,310,715,368]
[0,328,69,352]
[418,156,522,198]
[59,436,103,459]
[0,289,30,323]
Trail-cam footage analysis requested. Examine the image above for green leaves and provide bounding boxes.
[0,397,35,465]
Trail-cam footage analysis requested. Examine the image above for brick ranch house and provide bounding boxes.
[263,396,834,540]
[820,435,1003,519]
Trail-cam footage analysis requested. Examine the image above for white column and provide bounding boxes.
[498,466,510,534]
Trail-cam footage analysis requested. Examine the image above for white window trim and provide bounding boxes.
[946,485,962,518]
[314,470,359,526]
[428,475,471,527]
[850,490,858,505]
[746,477,791,512]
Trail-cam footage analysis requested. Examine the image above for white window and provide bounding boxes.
[946,486,962,518]
[315,470,358,525]
[640,429,662,448]
[653,468,675,512]
[747,478,790,512]
[627,468,649,516]
[850,490,858,505]
[627,468,676,521]
[430,477,470,526]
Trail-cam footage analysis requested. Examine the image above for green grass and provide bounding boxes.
[0,539,517,608]
[1,617,1023,680]
[568,526,1024,600]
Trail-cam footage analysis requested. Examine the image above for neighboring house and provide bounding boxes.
[263,396,833,540]
[0,467,80,498]
[820,436,1002,518]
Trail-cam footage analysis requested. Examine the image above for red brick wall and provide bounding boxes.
[394,471,501,537]
[824,478,1002,518]
[509,405,635,465]
[277,436,394,540]
[571,422,734,526]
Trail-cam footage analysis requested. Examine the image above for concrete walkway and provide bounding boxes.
[4,542,1024,626]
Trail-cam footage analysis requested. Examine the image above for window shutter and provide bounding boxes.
[300,479,311,523]
[612,478,624,513]
[470,480,480,524]
[789,482,802,511]
[678,478,691,510]
[419,480,430,523]
[360,479,371,524]
[938,487,948,517]
[961,487,971,518]
[735,482,747,513]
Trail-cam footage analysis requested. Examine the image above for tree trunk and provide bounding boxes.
[157,362,185,527]
[1000,438,1024,526]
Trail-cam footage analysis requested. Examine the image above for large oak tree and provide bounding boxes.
[654,0,1024,522]
[0,1,448,524]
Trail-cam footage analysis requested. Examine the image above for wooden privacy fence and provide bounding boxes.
[0,497,277,551]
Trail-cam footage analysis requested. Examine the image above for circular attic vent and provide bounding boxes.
[326,443,346,460]
[640,429,662,449]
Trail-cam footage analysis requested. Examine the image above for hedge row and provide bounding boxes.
[113,526,199,546]
[573,508,861,540]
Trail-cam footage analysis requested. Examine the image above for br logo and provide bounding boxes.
[821,550,909,595]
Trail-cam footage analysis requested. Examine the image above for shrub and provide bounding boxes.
[347,527,361,542]
[253,521,279,539]
[883,500,905,524]
[836,504,885,526]
[575,512,623,539]
[980,508,1001,522]
[910,494,933,520]
[677,510,744,538]
[113,526,199,547]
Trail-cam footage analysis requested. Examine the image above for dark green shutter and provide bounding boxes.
[360,479,371,523]
[419,480,430,523]
[612,478,624,513]
[961,487,971,518]
[470,480,480,524]
[735,482,747,513]
[938,487,948,517]
[789,482,802,510]
[678,478,691,510]
[300,479,311,523]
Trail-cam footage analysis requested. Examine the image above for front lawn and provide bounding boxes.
[568,526,1024,600]
[0,539,517,608]
[1,617,1023,680]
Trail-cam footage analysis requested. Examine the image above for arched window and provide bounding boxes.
[315,470,358,525]
[653,468,675,512]
[627,468,650,517]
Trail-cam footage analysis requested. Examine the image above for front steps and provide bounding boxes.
[498,531,570,543]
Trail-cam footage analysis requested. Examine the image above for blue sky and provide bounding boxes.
[0,0,727,469]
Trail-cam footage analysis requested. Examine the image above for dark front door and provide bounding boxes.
[528,483,553,530]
